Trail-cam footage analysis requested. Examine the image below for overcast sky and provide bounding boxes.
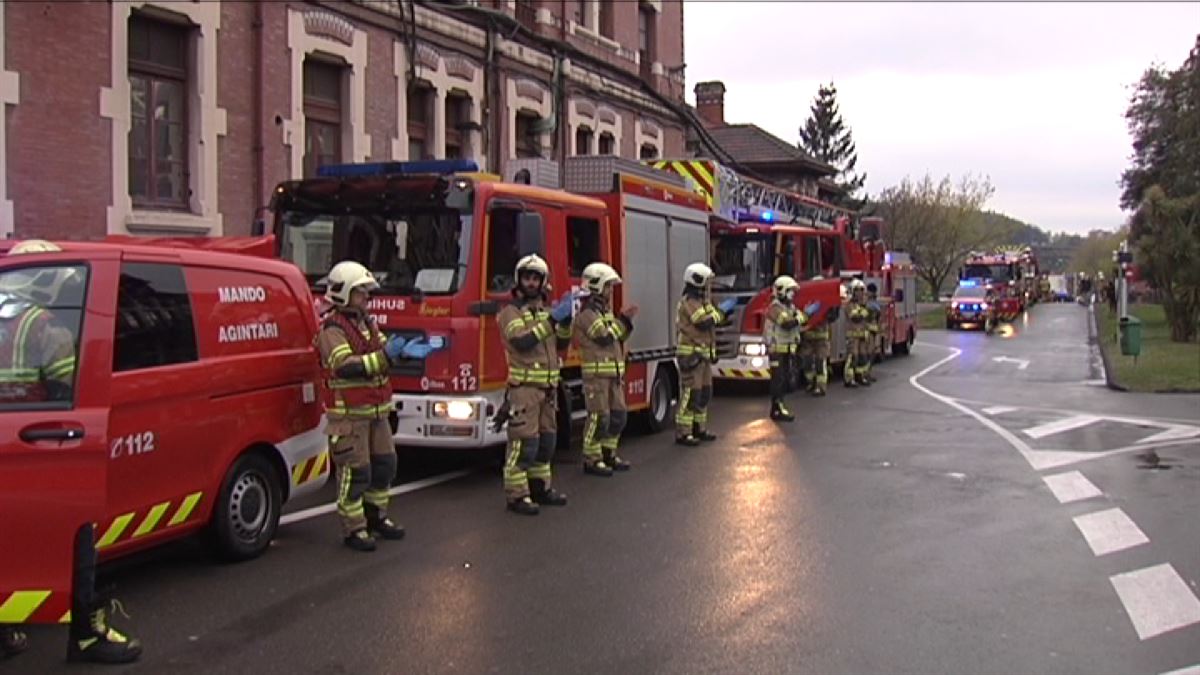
[683,2,1198,235]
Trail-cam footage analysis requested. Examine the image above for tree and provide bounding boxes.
[798,82,866,200]
[1068,228,1127,277]
[1121,35,1200,342]
[874,173,1000,297]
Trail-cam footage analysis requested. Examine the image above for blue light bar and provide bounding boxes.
[959,280,978,287]
[316,159,479,178]
[760,210,775,222]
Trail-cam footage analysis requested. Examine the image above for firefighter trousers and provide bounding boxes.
[582,377,627,465]
[503,384,558,501]
[329,417,397,536]
[769,349,797,399]
[800,338,830,390]
[844,335,870,382]
[676,357,713,438]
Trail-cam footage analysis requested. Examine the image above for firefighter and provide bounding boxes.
[843,279,871,388]
[316,260,424,552]
[799,275,835,397]
[0,240,141,664]
[675,263,736,446]
[864,282,882,383]
[497,254,574,515]
[764,275,820,421]
[574,262,635,476]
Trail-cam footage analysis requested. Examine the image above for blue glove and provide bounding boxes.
[868,301,881,312]
[803,301,821,317]
[718,298,738,314]
[400,337,434,360]
[549,290,575,322]
[384,334,407,361]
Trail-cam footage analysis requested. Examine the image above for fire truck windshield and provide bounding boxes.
[710,235,773,292]
[961,263,1013,283]
[279,209,472,296]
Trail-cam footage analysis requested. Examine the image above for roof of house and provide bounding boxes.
[702,124,835,176]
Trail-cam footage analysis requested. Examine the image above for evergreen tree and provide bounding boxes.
[798,82,866,198]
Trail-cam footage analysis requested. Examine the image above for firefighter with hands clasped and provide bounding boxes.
[799,275,835,397]
[316,260,433,552]
[763,275,820,422]
[0,240,141,664]
[573,262,635,476]
[675,263,736,446]
[864,282,882,383]
[843,279,872,388]
[496,254,574,515]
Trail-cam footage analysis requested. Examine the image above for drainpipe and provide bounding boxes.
[252,0,266,228]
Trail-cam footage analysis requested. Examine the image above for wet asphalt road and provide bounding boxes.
[12,303,1200,675]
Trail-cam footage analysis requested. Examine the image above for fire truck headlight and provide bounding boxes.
[750,357,766,368]
[431,400,478,420]
[739,343,767,356]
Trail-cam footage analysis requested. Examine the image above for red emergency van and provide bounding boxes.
[0,239,328,624]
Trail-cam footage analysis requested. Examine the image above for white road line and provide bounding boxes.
[1072,508,1150,556]
[1161,664,1200,675]
[1023,415,1101,439]
[982,405,1018,416]
[1139,425,1200,445]
[279,469,472,526]
[1042,471,1103,504]
[945,396,1200,426]
[1110,563,1200,640]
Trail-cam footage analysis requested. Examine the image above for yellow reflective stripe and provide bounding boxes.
[0,369,40,382]
[132,501,171,538]
[689,306,708,323]
[291,459,307,485]
[504,319,528,336]
[328,403,393,417]
[12,307,44,370]
[328,375,390,389]
[328,344,353,368]
[59,610,71,623]
[96,513,134,549]
[0,590,51,622]
[532,322,551,341]
[555,322,571,339]
[610,318,627,340]
[44,355,76,379]
[308,452,329,482]
[168,492,202,527]
[587,317,610,338]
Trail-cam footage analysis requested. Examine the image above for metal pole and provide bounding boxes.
[1117,240,1129,319]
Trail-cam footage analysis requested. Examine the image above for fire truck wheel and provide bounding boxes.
[945,318,956,330]
[893,328,913,356]
[212,451,282,561]
[640,367,675,433]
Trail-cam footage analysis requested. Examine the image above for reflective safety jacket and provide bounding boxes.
[866,299,881,334]
[846,300,870,339]
[316,309,393,420]
[676,291,721,362]
[574,296,632,378]
[764,299,808,354]
[0,304,76,403]
[499,297,570,388]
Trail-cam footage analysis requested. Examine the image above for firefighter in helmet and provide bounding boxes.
[574,262,634,476]
[0,240,141,664]
[864,282,882,383]
[675,262,736,446]
[799,275,835,397]
[764,275,820,422]
[497,254,574,515]
[316,260,422,551]
[844,279,871,387]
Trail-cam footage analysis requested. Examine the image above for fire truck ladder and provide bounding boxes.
[718,165,837,229]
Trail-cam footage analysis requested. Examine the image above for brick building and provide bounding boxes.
[0,0,689,240]
[688,80,837,200]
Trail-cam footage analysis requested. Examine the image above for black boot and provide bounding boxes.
[675,433,701,447]
[1,626,28,658]
[858,373,872,387]
[507,496,540,515]
[604,451,631,472]
[365,504,406,540]
[344,528,377,552]
[67,601,143,664]
[583,459,614,477]
[530,479,568,506]
[774,400,795,422]
[694,424,718,442]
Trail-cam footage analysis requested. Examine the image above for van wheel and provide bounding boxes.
[212,452,281,561]
[641,368,675,433]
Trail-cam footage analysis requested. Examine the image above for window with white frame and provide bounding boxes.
[128,14,190,208]
[303,58,344,177]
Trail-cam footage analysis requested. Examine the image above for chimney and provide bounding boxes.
[694,81,726,127]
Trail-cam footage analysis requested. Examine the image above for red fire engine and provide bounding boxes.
[958,246,1038,320]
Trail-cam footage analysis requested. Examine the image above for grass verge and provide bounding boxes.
[1095,304,1200,393]
[918,305,948,331]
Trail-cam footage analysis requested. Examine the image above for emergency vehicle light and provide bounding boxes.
[960,280,978,287]
[316,159,480,178]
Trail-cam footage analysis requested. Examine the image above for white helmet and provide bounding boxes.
[515,253,550,281]
[773,275,799,301]
[582,262,621,295]
[684,262,714,287]
[0,239,78,306]
[325,260,379,306]
[850,279,867,292]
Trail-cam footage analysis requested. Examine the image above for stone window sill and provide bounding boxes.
[126,209,218,235]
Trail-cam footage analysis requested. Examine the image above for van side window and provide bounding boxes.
[0,264,88,409]
[487,207,519,293]
[567,216,601,277]
[114,263,199,372]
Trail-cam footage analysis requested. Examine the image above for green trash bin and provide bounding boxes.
[1119,315,1142,357]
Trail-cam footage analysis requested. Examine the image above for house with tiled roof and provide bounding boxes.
[686,81,842,202]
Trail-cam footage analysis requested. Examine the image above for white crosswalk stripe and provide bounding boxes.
[1042,471,1103,504]
[1073,508,1149,556]
[1023,414,1101,439]
[1110,564,1200,640]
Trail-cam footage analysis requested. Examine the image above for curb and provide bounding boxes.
[1089,303,1128,392]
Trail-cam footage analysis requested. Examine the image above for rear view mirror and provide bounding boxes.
[516,211,544,257]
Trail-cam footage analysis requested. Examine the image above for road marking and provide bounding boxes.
[1110,564,1200,640]
[1072,508,1149,556]
[1139,425,1200,444]
[1023,415,1101,439]
[1042,471,1102,503]
[279,469,472,526]
[992,356,1030,369]
[1161,665,1200,675]
[982,405,1017,416]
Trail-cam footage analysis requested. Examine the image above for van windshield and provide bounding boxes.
[710,235,774,292]
[279,210,472,296]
